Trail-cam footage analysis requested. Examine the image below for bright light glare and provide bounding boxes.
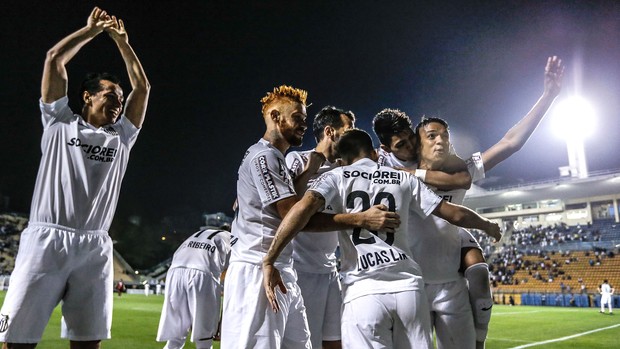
[552,96,596,140]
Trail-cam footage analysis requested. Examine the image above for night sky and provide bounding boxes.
[2,1,620,222]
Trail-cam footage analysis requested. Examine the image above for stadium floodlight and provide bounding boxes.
[552,96,596,140]
[552,96,595,178]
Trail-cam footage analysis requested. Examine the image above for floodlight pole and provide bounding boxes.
[566,138,588,178]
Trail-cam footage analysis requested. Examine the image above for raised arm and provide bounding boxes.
[106,16,151,128]
[481,56,564,172]
[432,200,501,241]
[42,7,114,103]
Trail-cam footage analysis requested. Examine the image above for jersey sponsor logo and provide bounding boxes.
[277,158,294,194]
[289,158,303,178]
[357,248,408,271]
[67,138,118,163]
[343,170,402,184]
[441,195,453,202]
[102,126,119,135]
[0,314,8,332]
[256,155,280,200]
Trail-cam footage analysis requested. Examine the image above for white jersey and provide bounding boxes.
[376,148,418,169]
[230,139,296,267]
[29,97,139,232]
[600,283,612,295]
[286,149,339,273]
[309,158,442,303]
[169,229,234,278]
[409,152,485,283]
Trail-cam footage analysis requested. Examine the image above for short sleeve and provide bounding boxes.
[111,115,141,149]
[467,152,485,183]
[39,96,76,128]
[285,151,305,179]
[409,175,442,218]
[250,150,296,205]
[308,171,341,212]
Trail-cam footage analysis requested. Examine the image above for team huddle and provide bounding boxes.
[0,7,564,349]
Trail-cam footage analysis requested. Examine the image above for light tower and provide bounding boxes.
[553,96,595,178]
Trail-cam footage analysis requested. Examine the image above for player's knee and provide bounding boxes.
[464,263,493,325]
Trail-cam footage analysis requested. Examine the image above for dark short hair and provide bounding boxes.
[312,106,356,142]
[414,116,449,145]
[372,108,413,147]
[79,72,121,105]
[336,128,374,164]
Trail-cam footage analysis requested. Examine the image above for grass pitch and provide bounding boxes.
[1,292,619,348]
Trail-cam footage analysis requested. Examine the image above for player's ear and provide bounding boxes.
[379,144,391,153]
[324,125,334,139]
[83,91,92,105]
[270,109,280,123]
[370,149,378,161]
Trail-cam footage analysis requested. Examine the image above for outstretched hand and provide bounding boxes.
[87,7,115,33]
[544,56,564,98]
[106,16,129,43]
[361,204,401,232]
[262,263,287,313]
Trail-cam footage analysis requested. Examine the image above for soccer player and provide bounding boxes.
[286,106,355,349]
[598,280,615,314]
[221,86,398,348]
[0,7,150,349]
[157,228,235,349]
[412,56,564,349]
[263,129,501,349]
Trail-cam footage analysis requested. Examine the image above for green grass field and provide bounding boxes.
[1,292,619,348]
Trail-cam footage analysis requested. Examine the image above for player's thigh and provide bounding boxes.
[156,269,191,341]
[393,290,433,349]
[427,280,475,349]
[0,227,71,343]
[322,272,343,341]
[458,228,484,271]
[341,293,394,349]
[222,263,308,348]
[187,269,220,342]
[62,233,113,340]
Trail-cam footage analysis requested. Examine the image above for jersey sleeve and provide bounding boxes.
[250,149,296,206]
[467,152,485,183]
[39,96,76,128]
[112,114,141,149]
[409,174,442,218]
[308,171,342,212]
[285,151,305,180]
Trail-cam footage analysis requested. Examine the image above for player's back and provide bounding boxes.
[310,158,442,302]
[170,229,233,278]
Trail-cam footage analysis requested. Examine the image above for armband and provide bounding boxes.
[415,169,427,182]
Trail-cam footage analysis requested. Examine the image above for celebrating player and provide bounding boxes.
[221,86,398,348]
[263,129,500,349]
[0,7,149,349]
[286,106,355,349]
[410,56,564,348]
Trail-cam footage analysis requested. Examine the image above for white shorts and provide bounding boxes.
[296,270,342,347]
[341,290,432,349]
[221,262,311,349]
[156,267,221,345]
[425,278,475,349]
[459,228,482,251]
[0,224,113,343]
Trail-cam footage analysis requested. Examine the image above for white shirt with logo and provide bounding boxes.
[309,158,442,303]
[29,96,140,232]
[408,152,485,284]
[230,139,296,267]
[170,229,234,279]
[286,149,339,273]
